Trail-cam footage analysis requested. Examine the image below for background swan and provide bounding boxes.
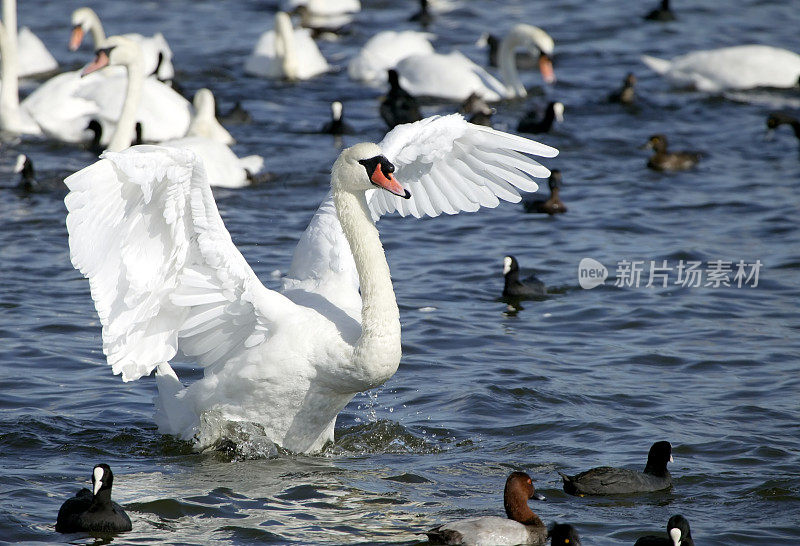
[70,6,174,81]
[84,36,262,187]
[395,24,555,102]
[64,114,556,453]
[642,45,800,91]
[10,27,57,77]
[348,30,434,85]
[22,34,190,145]
[185,88,235,145]
[0,0,42,134]
[282,0,360,16]
[244,11,329,81]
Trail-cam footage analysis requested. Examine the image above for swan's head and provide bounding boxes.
[503,25,556,85]
[70,7,99,51]
[334,143,411,199]
[81,36,143,77]
[193,88,216,119]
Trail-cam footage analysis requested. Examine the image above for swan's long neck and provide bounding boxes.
[85,9,106,45]
[498,28,529,98]
[332,185,401,390]
[275,13,298,81]
[107,54,145,152]
[0,0,21,131]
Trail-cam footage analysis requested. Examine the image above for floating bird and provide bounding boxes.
[426,472,548,545]
[634,515,694,546]
[84,36,264,187]
[64,114,556,453]
[185,88,235,145]
[409,0,433,27]
[484,34,538,70]
[644,0,675,22]
[348,30,434,85]
[245,12,329,81]
[523,170,566,215]
[766,112,800,143]
[70,6,174,81]
[396,24,555,102]
[503,256,546,298]
[13,154,37,191]
[644,134,700,171]
[321,101,353,135]
[56,464,131,534]
[609,73,637,104]
[559,441,673,495]
[461,93,494,127]
[380,69,423,129]
[517,101,564,134]
[549,523,582,546]
[0,0,43,135]
[642,45,800,91]
[218,101,252,125]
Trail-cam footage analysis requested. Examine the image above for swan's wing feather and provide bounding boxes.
[370,114,557,219]
[65,145,297,381]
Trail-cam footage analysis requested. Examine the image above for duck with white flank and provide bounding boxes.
[426,472,548,545]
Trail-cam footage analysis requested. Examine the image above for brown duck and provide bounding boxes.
[645,135,700,171]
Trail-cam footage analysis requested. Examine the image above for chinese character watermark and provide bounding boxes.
[578,258,762,289]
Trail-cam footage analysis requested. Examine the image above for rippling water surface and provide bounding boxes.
[1,0,799,544]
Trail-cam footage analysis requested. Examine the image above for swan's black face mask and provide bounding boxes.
[358,155,411,199]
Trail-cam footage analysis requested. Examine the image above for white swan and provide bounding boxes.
[283,0,360,16]
[22,38,190,145]
[0,0,42,134]
[11,27,57,77]
[84,36,262,188]
[642,45,800,92]
[185,88,235,146]
[348,30,434,85]
[395,24,555,102]
[70,7,174,81]
[244,12,329,81]
[64,114,557,453]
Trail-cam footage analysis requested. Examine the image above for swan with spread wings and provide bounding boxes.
[64,114,557,453]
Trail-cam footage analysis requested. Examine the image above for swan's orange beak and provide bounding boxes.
[539,54,556,84]
[370,163,409,199]
[82,50,109,77]
[69,26,85,51]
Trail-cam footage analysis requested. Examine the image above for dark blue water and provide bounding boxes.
[1,0,799,543]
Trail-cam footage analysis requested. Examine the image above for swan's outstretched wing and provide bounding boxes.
[368,113,558,219]
[65,145,298,381]
[285,114,557,311]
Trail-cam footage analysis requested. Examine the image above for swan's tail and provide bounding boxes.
[154,363,196,438]
[641,55,671,75]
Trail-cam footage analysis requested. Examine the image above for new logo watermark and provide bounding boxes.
[578,258,608,289]
[578,259,762,289]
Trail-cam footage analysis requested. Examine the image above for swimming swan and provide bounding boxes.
[395,24,555,102]
[642,45,800,92]
[245,11,329,81]
[64,115,557,453]
[83,36,262,187]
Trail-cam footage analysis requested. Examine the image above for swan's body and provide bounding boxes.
[185,88,235,145]
[0,0,43,134]
[7,27,57,76]
[283,0,360,16]
[642,45,800,92]
[348,30,434,85]
[84,36,262,186]
[245,12,329,81]
[21,67,190,144]
[65,114,556,453]
[70,7,174,81]
[396,24,554,102]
